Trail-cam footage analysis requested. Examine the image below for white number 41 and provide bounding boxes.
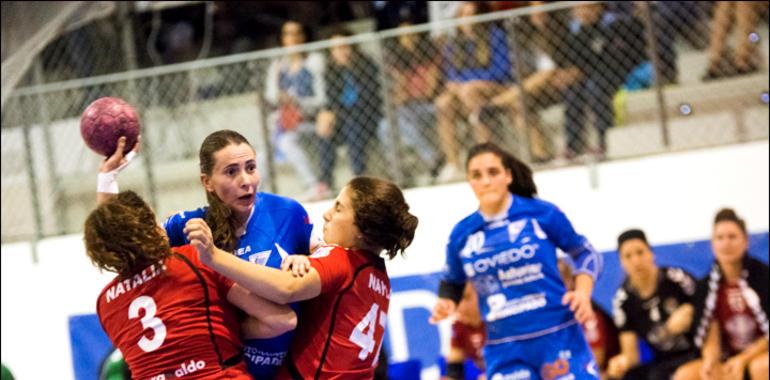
[349,303,387,365]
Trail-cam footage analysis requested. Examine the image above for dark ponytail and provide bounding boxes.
[466,142,538,198]
[346,177,418,259]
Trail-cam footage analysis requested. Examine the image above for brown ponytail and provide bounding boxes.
[199,130,253,252]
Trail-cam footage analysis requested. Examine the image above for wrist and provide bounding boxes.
[97,172,119,194]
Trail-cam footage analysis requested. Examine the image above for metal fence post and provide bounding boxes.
[120,1,159,208]
[374,37,406,186]
[21,120,42,263]
[639,2,671,148]
[32,60,67,235]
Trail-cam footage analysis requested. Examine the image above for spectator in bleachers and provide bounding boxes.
[385,19,444,183]
[673,209,769,380]
[559,258,619,379]
[561,3,645,160]
[607,229,698,380]
[442,283,486,380]
[316,28,383,190]
[702,1,765,81]
[264,20,331,201]
[434,1,513,183]
[486,2,579,163]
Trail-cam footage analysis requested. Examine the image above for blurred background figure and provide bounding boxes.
[435,1,513,183]
[384,19,444,185]
[442,283,487,380]
[316,28,383,191]
[702,1,766,80]
[264,20,331,202]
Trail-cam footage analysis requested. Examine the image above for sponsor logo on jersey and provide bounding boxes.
[460,231,485,258]
[246,248,271,266]
[244,347,286,366]
[490,369,532,380]
[150,359,206,380]
[486,292,547,321]
[540,356,571,380]
[498,263,545,288]
[507,219,527,243]
[467,244,539,275]
[471,275,501,296]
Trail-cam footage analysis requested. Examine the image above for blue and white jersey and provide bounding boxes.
[163,192,314,379]
[443,194,601,345]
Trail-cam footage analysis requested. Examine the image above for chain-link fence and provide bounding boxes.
[2,1,769,244]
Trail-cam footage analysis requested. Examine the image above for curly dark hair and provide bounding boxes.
[199,129,253,253]
[84,191,170,278]
[346,177,419,259]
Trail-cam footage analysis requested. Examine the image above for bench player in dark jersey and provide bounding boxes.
[608,229,698,380]
[186,176,419,379]
[86,191,296,380]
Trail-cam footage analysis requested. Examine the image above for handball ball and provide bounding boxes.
[80,97,140,156]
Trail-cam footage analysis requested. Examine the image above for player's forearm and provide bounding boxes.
[209,247,306,304]
[574,273,594,298]
[96,191,116,205]
[702,322,721,361]
[732,337,768,364]
[665,303,694,336]
[228,284,297,337]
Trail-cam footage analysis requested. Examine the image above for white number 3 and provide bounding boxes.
[349,303,387,365]
[128,296,167,352]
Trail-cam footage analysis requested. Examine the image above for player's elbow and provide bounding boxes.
[266,309,297,335]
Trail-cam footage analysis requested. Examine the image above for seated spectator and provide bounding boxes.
[435,1,513,182]
[264,20,331,201]
[561,3,645,159]
[702,1,765,80]
[487,2,580,163]
[442,283,486,380]
[673,209,769,380]
[316,28,383,190]
[558,258,619,379]
[607,229,698,380]
[385,20,444,183]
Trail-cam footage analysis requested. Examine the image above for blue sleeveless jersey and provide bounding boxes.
[163,192,314,379]
[442,195,602,345]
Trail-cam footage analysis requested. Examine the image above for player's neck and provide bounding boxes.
[720,261,742,283]
[631,267,659,299]
[479,194,512,219]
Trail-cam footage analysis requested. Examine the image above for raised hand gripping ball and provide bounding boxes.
[80,97,140,156]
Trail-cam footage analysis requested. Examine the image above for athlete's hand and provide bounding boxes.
[606,354,630,379]
[429,298,457,324]
[562,289,594,324]
[184,218,214,264]
[700,358,719,380]
[281,255,311,277]
[722,356,747,380]
[100,135,141,173]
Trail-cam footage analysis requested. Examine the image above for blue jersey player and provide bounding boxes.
[430,142,602,380]
[97,130,318,379]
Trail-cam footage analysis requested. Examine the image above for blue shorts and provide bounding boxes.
[242,331,293,379]
[484,322,599,380]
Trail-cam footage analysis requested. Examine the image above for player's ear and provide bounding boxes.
[201,173,214,193]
